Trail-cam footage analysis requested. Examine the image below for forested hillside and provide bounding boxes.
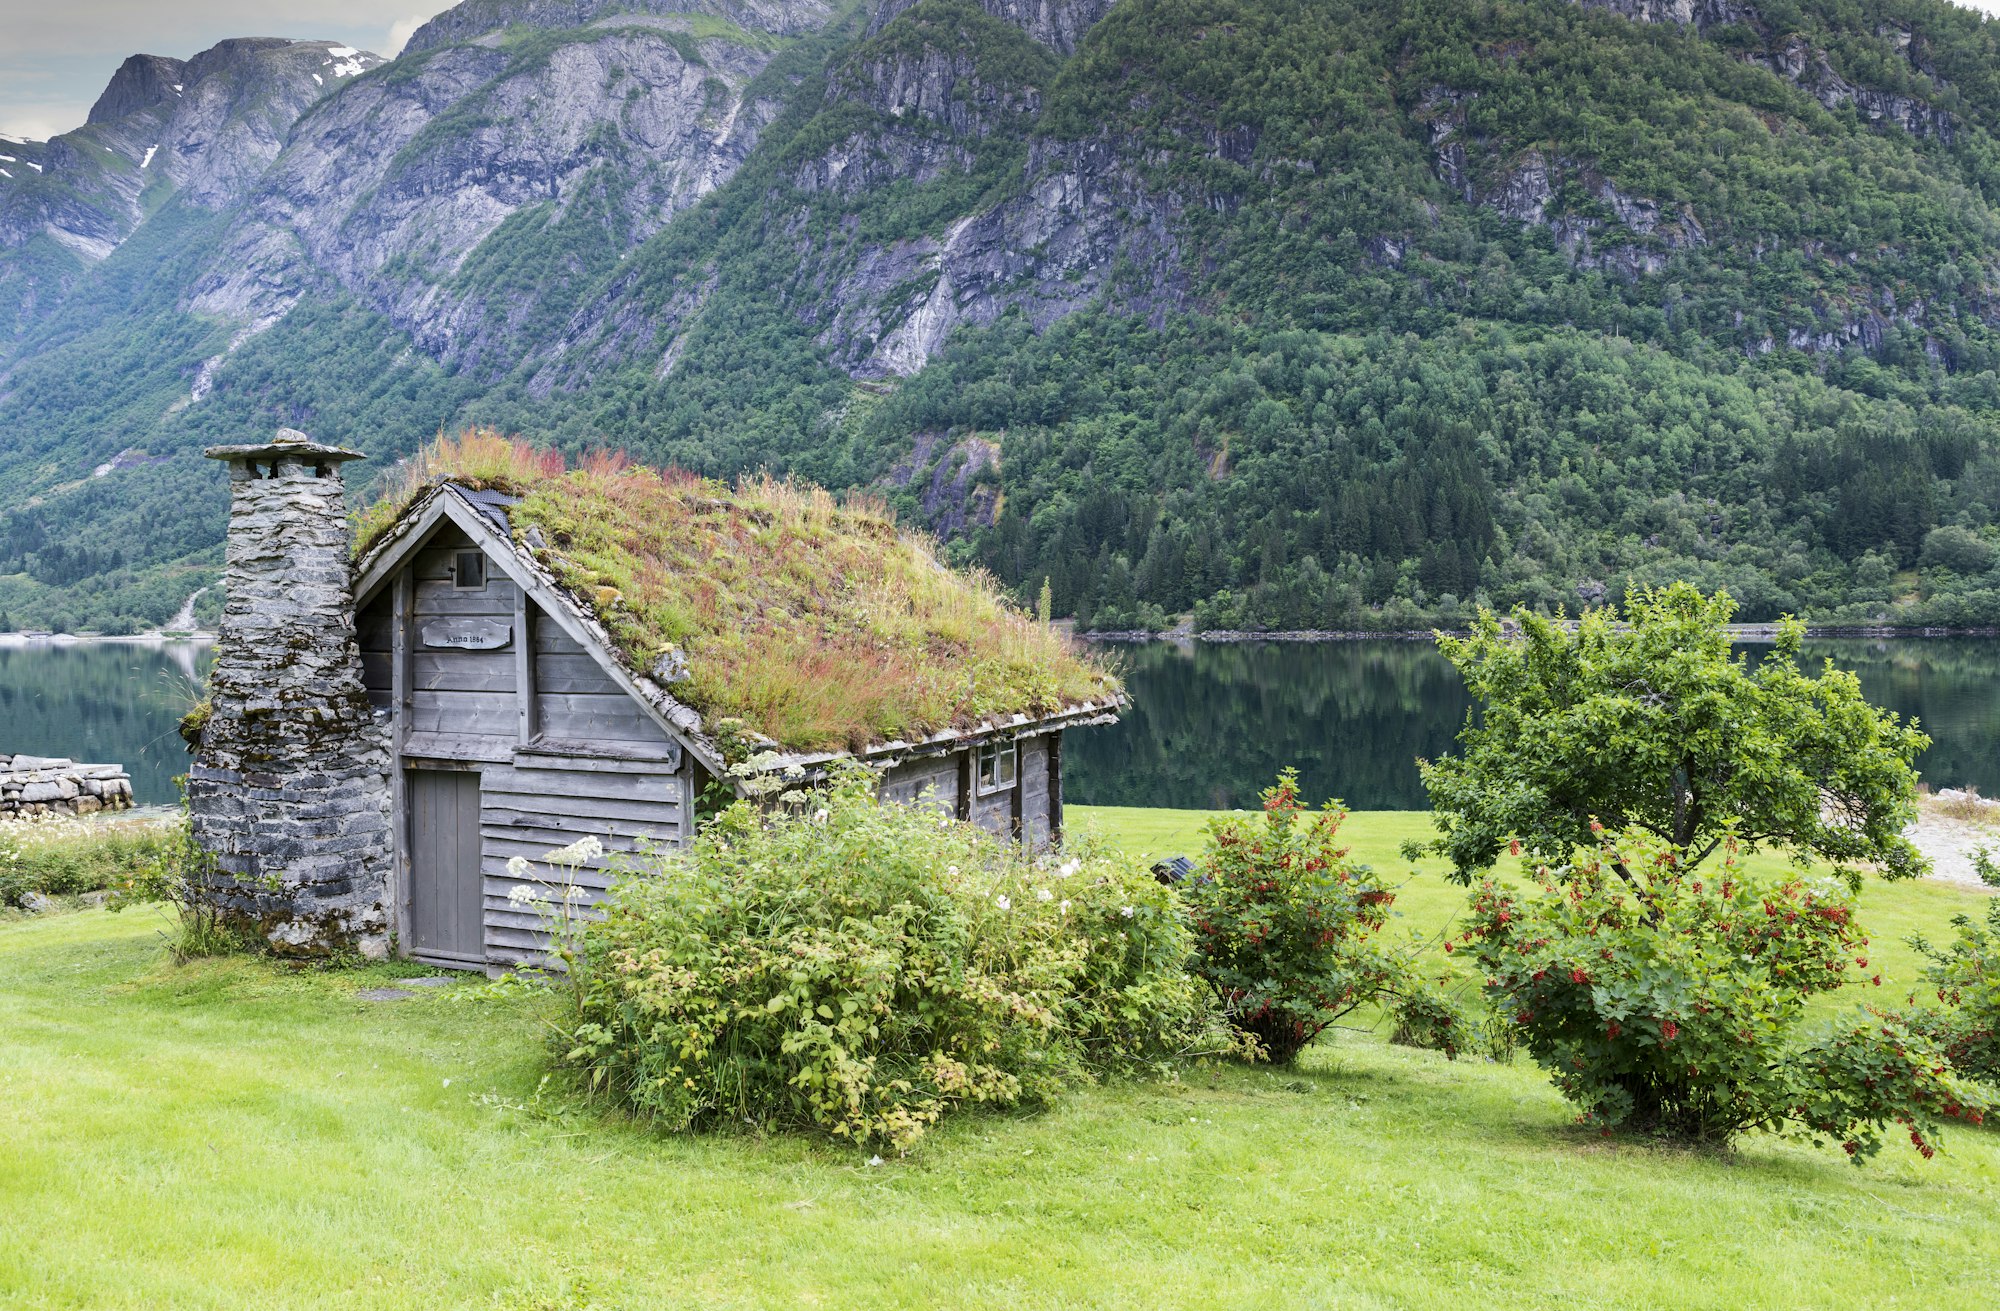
[4,0,2000,632]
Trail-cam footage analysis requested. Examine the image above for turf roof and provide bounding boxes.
[354,432,1119,756]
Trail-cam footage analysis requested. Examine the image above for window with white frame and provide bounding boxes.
[976,740,1017,794]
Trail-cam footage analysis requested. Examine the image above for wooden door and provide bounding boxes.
[407,768,484,965]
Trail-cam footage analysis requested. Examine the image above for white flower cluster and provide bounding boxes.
[729,753,808,802]
[541,836,603,866]
[498,837,607,917]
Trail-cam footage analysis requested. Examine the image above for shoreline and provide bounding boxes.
[1082,623,2000,643]
[0,631,216,646]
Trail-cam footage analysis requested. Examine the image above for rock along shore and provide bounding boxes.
[1,755,134,818]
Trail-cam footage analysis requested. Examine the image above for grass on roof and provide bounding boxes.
[354,431,1117,755]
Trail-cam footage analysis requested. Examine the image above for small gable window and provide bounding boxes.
[977,740,1017,795]
[452,550,487,591]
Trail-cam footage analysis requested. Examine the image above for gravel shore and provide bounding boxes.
[1910,793,2000,892]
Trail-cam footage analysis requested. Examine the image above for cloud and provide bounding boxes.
[0,110,72,141]
[386,14,429,55]
[0,3,451,139]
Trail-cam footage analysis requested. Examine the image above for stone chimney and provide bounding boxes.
[188,429,393,956]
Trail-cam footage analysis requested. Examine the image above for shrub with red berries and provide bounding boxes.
[1793,1013,1988,1161]
[1904,896,2000,1086]
[1182,769,1405,1064]
[1459,827,1990,1159]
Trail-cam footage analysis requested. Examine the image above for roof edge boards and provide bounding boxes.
[429,489,729,780]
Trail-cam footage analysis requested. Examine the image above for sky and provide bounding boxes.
[9,0,2000,140]
[0,2,451,140]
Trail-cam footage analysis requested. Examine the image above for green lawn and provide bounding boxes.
[1,810,1995,1310]
[1070,807,1986,1000]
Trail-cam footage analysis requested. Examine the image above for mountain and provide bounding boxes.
[0,39,386,339]
[3,0,2000,635]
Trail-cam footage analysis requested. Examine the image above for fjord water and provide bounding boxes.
[0,642,212,806]
[0,638,1993,813]
[1068,638,2000,812]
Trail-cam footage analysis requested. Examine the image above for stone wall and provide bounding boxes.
[188,434,394,957]
[0,755,133,818]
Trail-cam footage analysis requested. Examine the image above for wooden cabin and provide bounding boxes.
[347,467,1121,972]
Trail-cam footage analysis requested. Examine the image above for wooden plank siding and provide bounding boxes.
[1048,731,1064,847]
[359,528,529,755]
[358,509,1081,973]
[971,743,1016,838]
[879,752,961,815]
[533,621,680,755]
[478,757,688,969]
[357,598,393,711]
[1020,735,1052,849]
[406,768,486,965]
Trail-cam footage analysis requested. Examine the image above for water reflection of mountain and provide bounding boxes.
[1071,639,2000,813]
[1789,640,2000,794]
[0,642,213,806]
[0,637,1990,817]
[1068,641,1473,810]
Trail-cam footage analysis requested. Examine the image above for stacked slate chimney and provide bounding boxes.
[188,430,393,956]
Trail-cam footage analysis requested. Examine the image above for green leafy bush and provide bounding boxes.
[1460,829,1988,1159]
[554,768,1206,1150]
[1906,897,2000,1087]
[1388,977,1483,1062]
[0,813,170,908]
[1794,1014,1989,1162]
[1182,770,1403,1064]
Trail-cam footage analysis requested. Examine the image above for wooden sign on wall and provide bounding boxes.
[420,619,512,651]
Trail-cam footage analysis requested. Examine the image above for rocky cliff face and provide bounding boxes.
[404,0,838,52]
[1421,85,1708,282]
[1578,0,1958,138]
[2,0,1988,386]
[1575,0,1761,31]
[0,38,383,336]
[179,0,1143,393]
[774,0,1182,378]
[867,0,1117,53]
[187,6,831,378]
[1753,34,1956,142]
[87,55,188,124]
[10,0,2000,631]
[803,134,1188,379]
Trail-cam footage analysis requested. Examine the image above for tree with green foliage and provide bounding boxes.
[1411,583,1931,889]
[16,0,2000,634]
[1419,586,1981,1156]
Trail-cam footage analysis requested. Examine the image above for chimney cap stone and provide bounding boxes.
[204,429,366,464]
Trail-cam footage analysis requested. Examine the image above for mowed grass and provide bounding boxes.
[1070,807,1989,999]
[0,812,1993,1310]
